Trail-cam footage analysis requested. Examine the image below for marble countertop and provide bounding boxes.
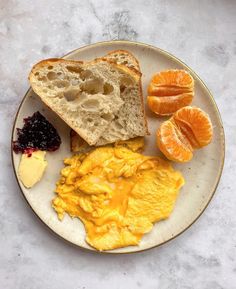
[0,0,235,288]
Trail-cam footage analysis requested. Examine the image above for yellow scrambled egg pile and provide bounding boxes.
[52,144,184,251]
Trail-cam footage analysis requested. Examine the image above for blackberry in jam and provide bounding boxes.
[13,111,61,154]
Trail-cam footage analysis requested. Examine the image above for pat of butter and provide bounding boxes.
[18,151,47,188]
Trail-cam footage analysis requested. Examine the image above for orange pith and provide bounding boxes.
[148,70,194,115]
[157,106,213,162]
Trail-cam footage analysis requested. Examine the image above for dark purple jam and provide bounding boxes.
[13,111,61,154]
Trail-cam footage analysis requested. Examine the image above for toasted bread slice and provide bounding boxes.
[95,50,148,145]
[29,57,147,146]
[69,50,148,148]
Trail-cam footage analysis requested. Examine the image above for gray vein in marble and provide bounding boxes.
[104,10,138,40]
[203,44,229,67]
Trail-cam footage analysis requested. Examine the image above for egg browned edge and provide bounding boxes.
[11,40,225,254]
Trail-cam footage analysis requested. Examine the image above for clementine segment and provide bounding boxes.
[147,70,194,115]
[173,106,213,148]
[156,106,213,162]
[148,84,192,96]
[149,70,194,89]
[147,93,193,116]
[157,120,193,162]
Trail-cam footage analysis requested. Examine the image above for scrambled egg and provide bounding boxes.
[52,145,184,251]
[114,136,145,152]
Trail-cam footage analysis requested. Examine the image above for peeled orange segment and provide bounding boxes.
[173,106,213,148]
[157,120,193,162]
[148,93,193,116]
[147,69,194,115]
[148,84,192,96]
[150,70,194,89]
[156,106,213,162]
[173,119,200,148]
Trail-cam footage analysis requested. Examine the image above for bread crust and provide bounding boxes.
[105,49,140,71]
[29,58,84,80]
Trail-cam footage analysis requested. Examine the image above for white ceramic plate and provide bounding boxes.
[11,41,225,253]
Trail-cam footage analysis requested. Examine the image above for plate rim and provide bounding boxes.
[11,40,225,254]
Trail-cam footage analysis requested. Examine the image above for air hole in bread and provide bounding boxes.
[64,89,80,102]
[35,72,39,76]
[101,113,113,121]
[120,85,126,93]
[54,80,69,88]
[80,70,92,81]
[81,79,103,94]
[81,99,99,111]
[38,76,47,82]
[91,123,99,131]
[113,121,123,129]
[47,71,57,80]
[120,76,133,87]
[48,66,53,70]
[66,66,83,74]
[103,83,114,95]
